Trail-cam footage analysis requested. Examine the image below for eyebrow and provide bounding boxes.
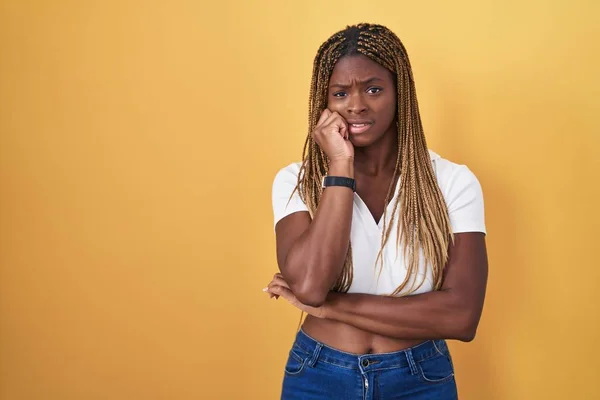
[329,77,384,89]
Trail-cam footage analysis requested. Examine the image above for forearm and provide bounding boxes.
[323,290,481,342]
[284,160,354,305]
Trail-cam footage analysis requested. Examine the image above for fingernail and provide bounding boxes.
[262,287,269,292]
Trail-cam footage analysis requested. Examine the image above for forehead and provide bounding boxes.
[329,54,393,85]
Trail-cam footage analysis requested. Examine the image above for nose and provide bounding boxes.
[347,94,368,115]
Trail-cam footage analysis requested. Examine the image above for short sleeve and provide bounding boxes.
[272,163,309,230]
[444,165,487,235]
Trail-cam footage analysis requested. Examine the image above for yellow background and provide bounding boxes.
[1,1,599,399]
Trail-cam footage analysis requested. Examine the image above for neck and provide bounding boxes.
[353,126,399,176]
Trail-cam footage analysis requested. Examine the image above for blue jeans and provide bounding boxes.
[281,328,458,399]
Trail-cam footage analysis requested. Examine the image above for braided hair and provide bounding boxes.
[297,23,453,296]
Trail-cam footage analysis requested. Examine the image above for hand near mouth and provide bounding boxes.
[312,109,355,162]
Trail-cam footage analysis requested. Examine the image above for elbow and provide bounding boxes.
[284,256,333,308]
[448,309,481,342]
[294,286,328,308]
[297,296,327,308]
[290,275,329,308]
[455,326,477,342]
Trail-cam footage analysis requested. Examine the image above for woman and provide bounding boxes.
[264,23,488,400]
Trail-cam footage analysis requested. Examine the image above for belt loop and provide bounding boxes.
[308,342,323,368]
[405,348,418,375]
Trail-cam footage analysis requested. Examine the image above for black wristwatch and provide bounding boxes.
[322,176,356,192]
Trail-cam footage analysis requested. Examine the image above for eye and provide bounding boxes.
[332,91,347,98]
[367,87,383,94]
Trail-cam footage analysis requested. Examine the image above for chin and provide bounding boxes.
[350,133,380,147]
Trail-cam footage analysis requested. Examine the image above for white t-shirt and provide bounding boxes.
[271,150,486,297]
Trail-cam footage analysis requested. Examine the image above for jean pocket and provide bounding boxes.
[417,353,455,384]
[284,345,309,375]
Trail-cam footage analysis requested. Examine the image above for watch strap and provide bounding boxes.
[322,176,356,192]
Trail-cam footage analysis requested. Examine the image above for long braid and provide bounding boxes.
[296,23,453,297]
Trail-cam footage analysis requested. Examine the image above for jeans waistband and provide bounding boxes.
[292,328,449,373]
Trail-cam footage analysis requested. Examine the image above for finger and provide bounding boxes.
[263,286,280,299]
[264,276,289,299]
[334,112,349,136]
[268,285,295,302]
[273,273,285,299]
[321,110,340,127]
[325,112,348,139]
[340,121,348,140]
[270,276,291,289]
[325,111,348,129]
[316,109,332,127]
[270,273,288,284]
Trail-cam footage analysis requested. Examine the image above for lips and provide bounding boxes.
[348,121,373,135]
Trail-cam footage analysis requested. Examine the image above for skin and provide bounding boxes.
[265,54,488,354]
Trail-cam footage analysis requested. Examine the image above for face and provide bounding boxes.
[327,54,397,147]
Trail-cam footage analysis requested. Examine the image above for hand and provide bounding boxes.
[263,273,327,319]
[312,109,354,162]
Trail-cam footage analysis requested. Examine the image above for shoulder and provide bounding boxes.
[272,161,304,189]
[271,161,309,228]
[274,161,303,180]
[429,149,486,233]
[429,149,482,193]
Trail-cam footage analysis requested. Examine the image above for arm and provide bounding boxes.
[267,162,488,340]
[275,160,354,307]
[274,110,355,307]
[322,232,488,342]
